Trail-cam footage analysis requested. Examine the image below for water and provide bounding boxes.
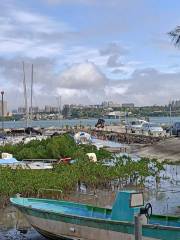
[3,118,119,129]
[146,165,180,215]
[2,116,180,129]
[0,206,45,239]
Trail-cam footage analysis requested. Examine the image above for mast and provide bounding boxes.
[22,62,28,128]
[169,100,172,136]
[57,96,61,128]
[30,64,34,125]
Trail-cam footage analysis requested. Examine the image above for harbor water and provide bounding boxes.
[3,116,180,129]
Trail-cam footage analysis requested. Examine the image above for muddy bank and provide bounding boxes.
[133,138,180,163]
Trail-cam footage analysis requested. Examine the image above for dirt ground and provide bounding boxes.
[131,137,180,162]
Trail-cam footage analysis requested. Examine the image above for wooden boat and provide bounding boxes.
[10,191,180,240]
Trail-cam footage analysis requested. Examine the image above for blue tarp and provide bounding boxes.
[0,158,18,164]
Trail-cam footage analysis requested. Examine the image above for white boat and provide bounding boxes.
[26,161,53,170]
[74,132,92,144]
[0,153,53,170]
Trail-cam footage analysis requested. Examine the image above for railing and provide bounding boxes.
[37,188,63,199]
[36,188,99,205]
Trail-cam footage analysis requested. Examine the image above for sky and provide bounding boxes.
[1,0,180,110]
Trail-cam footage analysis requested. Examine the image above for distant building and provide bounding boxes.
[171,100,180,109]
[102,101,121,108]
[29,106,39,113]
[122,103,135,108]
[62,104,71,118]
[70,104,84,109]
[12,109,18,114]
[102,101,110,108]
[0,100,7,116]
[51,107,59,113]
[18,107,26,114]
[105,111,124,119]
[44,106,59,113]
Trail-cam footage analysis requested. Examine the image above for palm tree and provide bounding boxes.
[168,26,180,47]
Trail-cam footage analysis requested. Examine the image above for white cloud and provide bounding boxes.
[58,62,107,89]
[0,3,74,58]
[100,42,128,56]
[11,10,71,34]
[105,84,129,96]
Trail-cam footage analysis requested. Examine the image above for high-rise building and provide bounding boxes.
[51,107,59,113]
[29,107,39,113]
[44,105,51,113]
[0,101,8,116]
[102,101,121,108]
[122,103,135,108]
[62,104,71,118]
[18,107,26,114]
[171,100,180,109]
[44,106,59,113]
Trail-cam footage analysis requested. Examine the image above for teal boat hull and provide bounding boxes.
[10,197,180,240]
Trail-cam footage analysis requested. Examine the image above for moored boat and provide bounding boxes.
[74,132,92,145]
[10,191,180,240]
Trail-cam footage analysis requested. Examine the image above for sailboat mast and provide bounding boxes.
[22,62,28,128]
[57,96,61,128]
[169,100,172,136]
[30,64,34,124]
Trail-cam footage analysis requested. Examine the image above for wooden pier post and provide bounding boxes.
[134,215,142,240]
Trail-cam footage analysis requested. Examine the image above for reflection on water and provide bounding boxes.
[0,164,180,239]
[0,229,45,240]
[0,206,45,239]
[146,165,180,216]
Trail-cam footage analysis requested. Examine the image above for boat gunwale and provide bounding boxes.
[10,197,180,232]
[10,197,112,213]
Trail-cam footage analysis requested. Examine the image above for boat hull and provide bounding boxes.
[25,213,156,240]
[14,203,180,240]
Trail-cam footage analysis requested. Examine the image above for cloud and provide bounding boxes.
[107,54,124,68]
[111,69,127,74]
[100,43,128,68]
[43,0,143,7]
[43,0,95,4]
[58,62,107,89]
[0,2,76,58]
[100,42,128,56]
[120,68,180,105]
[2,56,180,109]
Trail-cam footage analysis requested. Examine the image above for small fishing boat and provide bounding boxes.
[10,191,180,240]
[74,132,92,144]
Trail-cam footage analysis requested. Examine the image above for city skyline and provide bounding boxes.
[0,1,180,108]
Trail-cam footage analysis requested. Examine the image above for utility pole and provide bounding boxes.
[1,91,4,132]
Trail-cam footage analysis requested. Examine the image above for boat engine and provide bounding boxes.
[139,203,152,224]
[95,119,105,128]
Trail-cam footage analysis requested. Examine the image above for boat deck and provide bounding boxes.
[11,198,112,220]
[150,214,180,227]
